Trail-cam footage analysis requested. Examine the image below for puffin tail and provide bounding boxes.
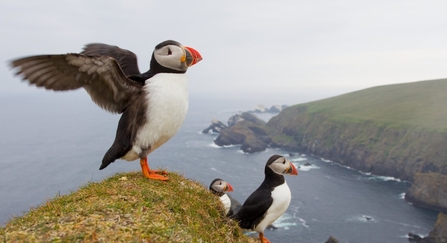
[100,143,131,170]
[99,159,112,170]
[100,152,114,170]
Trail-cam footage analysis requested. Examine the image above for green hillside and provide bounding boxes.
[268,78,447,182]
[296,78,447,131]
[1,172,255,243]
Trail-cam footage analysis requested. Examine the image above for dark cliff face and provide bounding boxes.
[267,106,447,182]
[410,212,447,243]
[213,112,271,153]
[266,104,447,214]
[405,173,447,213]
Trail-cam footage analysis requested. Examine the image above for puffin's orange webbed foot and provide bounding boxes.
[145,172,169,181]
[259,232,270,243]
[147,169,168,175]
[140,158,169,181]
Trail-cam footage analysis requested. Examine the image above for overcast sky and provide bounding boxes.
[1,0,447,104]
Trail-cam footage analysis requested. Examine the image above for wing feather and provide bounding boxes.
[81,43,141,76]
[232,189,273,230]
[10,54,143,113]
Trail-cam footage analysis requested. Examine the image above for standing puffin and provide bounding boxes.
[230,155,298,243]
[209,178,242,216]
[9,40,202,181]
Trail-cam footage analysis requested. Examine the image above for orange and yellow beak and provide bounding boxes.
[225,182,234,192]
[184,46,202,66]
[286,162,298,175]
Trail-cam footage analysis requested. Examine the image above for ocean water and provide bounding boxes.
[0,92,438,243]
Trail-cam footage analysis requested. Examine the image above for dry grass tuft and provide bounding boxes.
[1,171,257,243]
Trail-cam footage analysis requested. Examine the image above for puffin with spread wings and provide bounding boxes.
[9,40,202,181]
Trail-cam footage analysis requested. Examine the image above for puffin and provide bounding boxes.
[230,155,298,243]
[9,40,202,181]
[209,178,242,216]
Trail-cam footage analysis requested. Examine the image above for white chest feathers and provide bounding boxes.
[255,182,291,232]
[134,73,189,153]
[219,193,231,215]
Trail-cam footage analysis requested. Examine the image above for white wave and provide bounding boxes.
[367,175,401,182]
[399,192,406,199]
[291,157,307,162]
[271,213,298,230]
[293,163,320,171]
[208,142,240,148]
[290,208,309,228]
[402,233,427,239]
[297,217,309,228]
[346,214,377,223]
[338,164,354,170]
[320,158,332,163]
[208,142,221,148]
[359,171,372,176]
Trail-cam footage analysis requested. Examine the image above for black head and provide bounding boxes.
[209,178,234,196]
[150,40,202,74]
[265,155,298,176]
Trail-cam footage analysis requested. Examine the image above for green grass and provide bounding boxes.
[0,172,256,243]
[292,78,447,130]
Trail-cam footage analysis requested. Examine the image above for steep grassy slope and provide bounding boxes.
[298,79,447,130]
[268,79,447,181]
[0,172,256,243]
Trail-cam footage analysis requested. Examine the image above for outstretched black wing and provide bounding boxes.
[10,54,143,114]
[81,43,141,76]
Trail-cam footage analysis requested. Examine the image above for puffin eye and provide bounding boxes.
[282,160,286,164]
[167,48,172,55]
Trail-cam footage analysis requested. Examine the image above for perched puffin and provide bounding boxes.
[9,40,202,181]
[209,178,242,216]
[230,155,298,243]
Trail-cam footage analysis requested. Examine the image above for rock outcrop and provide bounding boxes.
[429,213,447,242]
[409,213,447,243]
[325,236,339,243]
[212,112,271,153]
[252,104,288,113]
[228,114,244,127]
[405,173,447,212]
[202,119,228,134]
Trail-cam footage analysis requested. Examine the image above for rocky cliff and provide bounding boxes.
[406,173,447,212]
[266,79,447,211]
[409,213,447,243]
[211,112,271,153]
[267,107,447,181]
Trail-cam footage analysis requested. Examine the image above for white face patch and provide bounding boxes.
[211,180,227,192]
[268,157,291,175]
[153,45,187,72]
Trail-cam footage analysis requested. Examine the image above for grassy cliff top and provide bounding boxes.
[1,172,255,243]
[292,78,447,130]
